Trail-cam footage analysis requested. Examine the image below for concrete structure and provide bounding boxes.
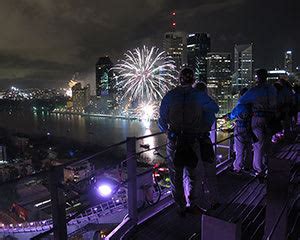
[207,52,232,115]
[163,31,187,71]
[187,33,211,82]
[233,44,253,91]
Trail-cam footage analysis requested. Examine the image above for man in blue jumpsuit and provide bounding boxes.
[227,88,252,173]
[236,69,277,176]
[159,69,219,215]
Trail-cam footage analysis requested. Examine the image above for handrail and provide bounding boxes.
[136,132,164,140]
[0,125,234,238]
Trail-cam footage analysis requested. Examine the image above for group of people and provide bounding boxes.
[158,67,299,216]
[227,69,298,176]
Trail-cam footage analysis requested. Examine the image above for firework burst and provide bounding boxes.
[113,46,177,102]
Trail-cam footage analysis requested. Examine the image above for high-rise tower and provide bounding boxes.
[187,33,211,82]
[207,52,232,114]
[163,12,186,71]
[233,44,253,91]
[284,50,293,73]
[95,56,113,97]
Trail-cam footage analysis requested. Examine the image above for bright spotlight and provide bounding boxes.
[97,184,113,197]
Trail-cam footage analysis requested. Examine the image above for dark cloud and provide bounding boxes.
[0,0,299,88]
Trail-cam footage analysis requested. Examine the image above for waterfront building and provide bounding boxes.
[163,31,187,71]
[187,33,211,82]
[207,52,232,115]
[284,50,293,73]
[64,161,95,183]
[96,56,114,97]
[233,44,253,91]
[72,83,91,112]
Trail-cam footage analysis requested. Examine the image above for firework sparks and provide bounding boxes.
[113,46,177,102]
[136,102,158,128]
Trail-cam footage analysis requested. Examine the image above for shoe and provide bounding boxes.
[248,169,259,177]
[186,206,206,215]
[229,168,242,175]
[249,169,267,178]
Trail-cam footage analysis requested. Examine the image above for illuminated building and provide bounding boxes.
[267,69,289,84]
[0,145,7,163]
[207,52,232,115]
[187,33,211,82]
[163,31,187,71]
[233,44,253,91]
[284,50,293,73]
[72,83,90,112]
[96,56,113,97]
[64,161,95,183]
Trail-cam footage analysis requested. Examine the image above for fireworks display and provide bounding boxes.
[113,46,177,103]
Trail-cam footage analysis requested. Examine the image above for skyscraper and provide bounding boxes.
[72,83,90,112]
[233,44,253,91]
[95,56,113,97]
[187,33,211,82]
[284,50,293,73]
[163,31,187,71]
[207,52,232,115]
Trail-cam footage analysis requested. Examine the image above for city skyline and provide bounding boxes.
[0,0,299,89]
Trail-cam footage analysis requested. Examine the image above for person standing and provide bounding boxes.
[193,81,220,209]
[236,69,277,176]
[226,88,253,173]
[158,69,219,215]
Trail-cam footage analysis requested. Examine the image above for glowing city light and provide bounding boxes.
[136,102,158,127]
[66,79,78,97]
[112,46,177,103]
[97,184,113,197]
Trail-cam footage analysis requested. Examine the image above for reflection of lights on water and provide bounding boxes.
[138,102,157,128]
[141,103,154,128]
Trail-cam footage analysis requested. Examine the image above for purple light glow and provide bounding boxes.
[97,184,113,197]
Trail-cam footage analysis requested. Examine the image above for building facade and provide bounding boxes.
[207,52,232,115]
[96,56,113,97]
[233,44,253,91]
[163,31,187,71]
[187,33,211,82]
[72,83,90,112]
[284,50,293,73]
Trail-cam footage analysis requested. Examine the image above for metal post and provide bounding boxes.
[126,137,138,224]
[264,156,290,240]
[49,167,67,240]
[202,215,241,240]
[228,138,233,160]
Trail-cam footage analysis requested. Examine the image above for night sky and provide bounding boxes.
[0,0,299,89]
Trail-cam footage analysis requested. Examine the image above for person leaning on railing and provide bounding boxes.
[158,68,220,217]
[224,87,255,174]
